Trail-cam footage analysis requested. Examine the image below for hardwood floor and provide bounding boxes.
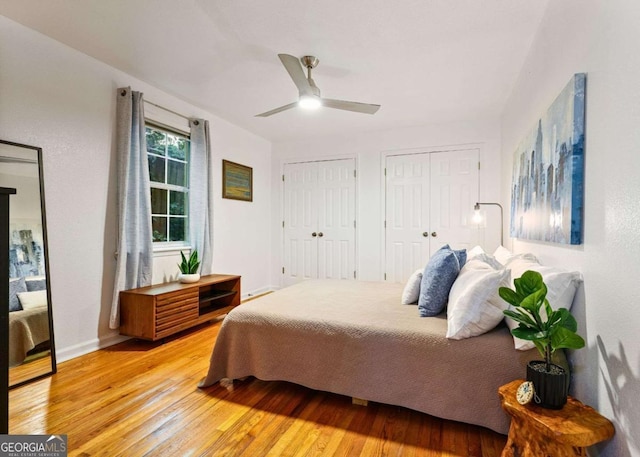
[9,320,507,456]
[9,351,52,386]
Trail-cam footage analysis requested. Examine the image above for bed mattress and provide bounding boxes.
[199,279,539,434]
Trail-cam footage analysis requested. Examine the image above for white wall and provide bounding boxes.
[501,2,640,455]
[270,119,502,287]
[0,16,272,362]
[0,173,41,223]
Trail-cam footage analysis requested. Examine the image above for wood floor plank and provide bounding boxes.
[232,384,313,457]
[400,410,427,457]
[199,382,296,457]
[359,405,393,456]
[266,391,329,457]
[9,320,508,456]
[308,400,358,457]
[9,353,53,386]
[425,414,444,456]
[331,399,379,457]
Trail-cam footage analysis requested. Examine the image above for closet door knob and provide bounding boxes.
[318,232,324,237]
[431,232,437,237]
[422,232,429,237]
[312,232,317,237]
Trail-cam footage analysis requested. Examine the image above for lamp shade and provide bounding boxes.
[473,202,504,245]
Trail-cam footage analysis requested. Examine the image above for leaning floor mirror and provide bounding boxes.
[1,140,56,387]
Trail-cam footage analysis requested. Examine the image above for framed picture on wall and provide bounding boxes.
[222,159,253,202]
[509,73,586,245]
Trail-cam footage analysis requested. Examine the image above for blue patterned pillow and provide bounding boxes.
[9,277,27,312]
[418,245,463,317]
[25,277,47,292]
[454,249,467,269]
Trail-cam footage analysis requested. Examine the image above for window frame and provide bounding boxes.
[145,122,191,250]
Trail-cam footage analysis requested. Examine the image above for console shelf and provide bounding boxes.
[119,274,241,341]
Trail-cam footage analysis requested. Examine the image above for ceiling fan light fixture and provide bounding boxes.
[255,54,380,117]
[298,94,322,110]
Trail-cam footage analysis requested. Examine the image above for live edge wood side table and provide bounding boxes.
[498,380,614,457]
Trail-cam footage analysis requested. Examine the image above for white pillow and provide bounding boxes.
[503,259,582,350]
[17,290,48,310]
[503,252,539,267]
[493,245,513,265]
[493,246,539,264]
[446,260,510,340]
[470,252,504,270]
[401,269,423,305]
[467,245,486,260]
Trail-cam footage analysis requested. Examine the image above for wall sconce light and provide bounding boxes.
[473,202,504,246]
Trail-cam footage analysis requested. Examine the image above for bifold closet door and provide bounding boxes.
[283,159,356,287]
[428,149,478,256]
[283,162,318,285]
[385,149,479,283]
[385,154,432,283]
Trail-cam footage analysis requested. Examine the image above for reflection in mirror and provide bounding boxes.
[0,140,56,388]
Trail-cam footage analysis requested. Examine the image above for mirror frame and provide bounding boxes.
[1,139,57,388]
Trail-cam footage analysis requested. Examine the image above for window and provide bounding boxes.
[146,124,190,244]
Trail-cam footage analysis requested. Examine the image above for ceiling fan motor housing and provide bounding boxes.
[300,56,321,98]
[301,56,319,69]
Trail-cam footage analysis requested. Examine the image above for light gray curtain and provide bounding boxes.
[109,87,153,329]
[189,119,214,275]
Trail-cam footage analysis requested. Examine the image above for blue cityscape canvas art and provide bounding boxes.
[510,73,586,245]
[8,224,45,278]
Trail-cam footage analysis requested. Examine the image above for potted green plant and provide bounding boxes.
[500,270,585,409]
[178,250,201,283]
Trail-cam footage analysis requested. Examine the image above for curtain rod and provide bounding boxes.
[144,99,197,124]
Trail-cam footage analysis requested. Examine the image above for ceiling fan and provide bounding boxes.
[255,54,381,117]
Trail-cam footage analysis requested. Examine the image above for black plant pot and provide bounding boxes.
[526,360,568,409]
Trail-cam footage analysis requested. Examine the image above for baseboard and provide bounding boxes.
[241,285,279,301]
[56,285,282,364]
[55,333,131,364]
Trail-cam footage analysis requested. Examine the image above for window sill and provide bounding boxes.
[153,245,193,257]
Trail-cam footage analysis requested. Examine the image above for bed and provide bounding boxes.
[9,306,50,367]
[199,279,542,434]
[9,276,50,367]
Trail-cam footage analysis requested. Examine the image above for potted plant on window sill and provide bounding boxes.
[178,250,201,283]
[500,270,585,409]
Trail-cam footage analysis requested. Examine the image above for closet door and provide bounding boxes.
[283,162,319,285]
[385,154,431,283]
[384,149,479,283]
[283,159,356,286]
[429,149,479,255]
[316,159,356,280]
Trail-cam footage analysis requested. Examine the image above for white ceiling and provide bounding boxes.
[0,0,549,143]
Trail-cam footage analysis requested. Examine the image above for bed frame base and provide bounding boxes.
[352,397,369,406]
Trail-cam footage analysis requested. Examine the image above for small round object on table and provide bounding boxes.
[516,381,535,405]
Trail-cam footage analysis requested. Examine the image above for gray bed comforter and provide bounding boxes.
[199,279,539,434]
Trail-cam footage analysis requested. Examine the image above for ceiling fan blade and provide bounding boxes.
[255,101,298,117]
[322,98,380,115]
[278,54,312,94]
